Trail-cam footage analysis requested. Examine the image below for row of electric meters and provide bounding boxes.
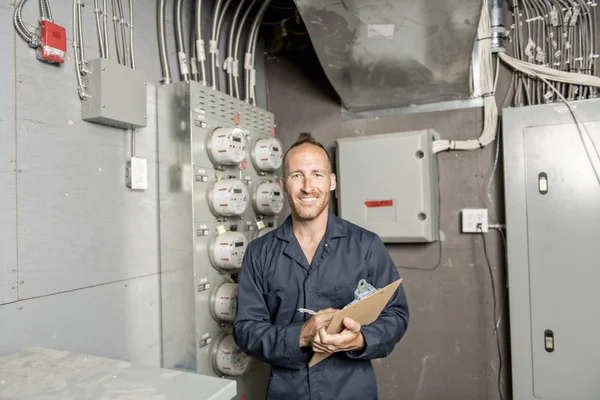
[203,127,282,377]
[208,224,274,377]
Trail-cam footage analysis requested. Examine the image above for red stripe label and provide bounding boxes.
[364,200,393,208]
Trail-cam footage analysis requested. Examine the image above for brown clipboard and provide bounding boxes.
[308,278,403,367]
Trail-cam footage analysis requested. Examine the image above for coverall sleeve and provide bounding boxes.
[347,234,410,360]
[233,244,310,370]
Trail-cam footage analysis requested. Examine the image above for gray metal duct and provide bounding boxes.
[293,0,483,113]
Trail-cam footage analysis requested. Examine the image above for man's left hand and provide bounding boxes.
[311,317,365,354]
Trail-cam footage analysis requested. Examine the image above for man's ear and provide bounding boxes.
[330,173,337,191]
[280,176,286,192]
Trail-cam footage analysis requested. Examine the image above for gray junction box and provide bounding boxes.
[335,130,439,243]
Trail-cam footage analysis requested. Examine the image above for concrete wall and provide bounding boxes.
[266,56,510,400]
[0,0,265,367]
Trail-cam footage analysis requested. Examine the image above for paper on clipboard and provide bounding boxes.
[308,278,403,367]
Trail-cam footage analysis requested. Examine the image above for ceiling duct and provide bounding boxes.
[293,0,483,113]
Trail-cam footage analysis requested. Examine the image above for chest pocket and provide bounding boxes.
[262,288,288,323]
[333,284,356,309]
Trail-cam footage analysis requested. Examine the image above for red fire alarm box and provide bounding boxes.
[37,20,66,64]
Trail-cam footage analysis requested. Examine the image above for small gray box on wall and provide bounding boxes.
[81,58,147,129]
[336,130,439,243]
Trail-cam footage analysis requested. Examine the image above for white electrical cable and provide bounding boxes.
[433,0,498,153]
[499,52,600,87]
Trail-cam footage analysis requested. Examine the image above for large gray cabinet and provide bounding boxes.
[503,99,600,400]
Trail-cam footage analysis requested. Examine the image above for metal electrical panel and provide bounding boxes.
[336,130,439,243]
[503,99,600,400]
[157,82,281,400]
[81,58,147,129]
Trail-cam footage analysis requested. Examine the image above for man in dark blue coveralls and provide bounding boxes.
[233,133,409,399]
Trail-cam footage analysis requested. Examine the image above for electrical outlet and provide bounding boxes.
[462,208,488,233]
[126,157,148,190]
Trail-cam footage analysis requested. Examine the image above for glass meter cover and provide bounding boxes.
[211,333,252,376]
[208,127,247,165]
[253,182,284,215]
[210,282,238,322]
[208,179,249,216]
[251,137,283,171]
[209,231,247,270]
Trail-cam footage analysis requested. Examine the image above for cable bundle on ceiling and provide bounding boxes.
[505,0,599,106]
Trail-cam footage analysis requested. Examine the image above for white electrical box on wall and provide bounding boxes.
[336,130,440,243]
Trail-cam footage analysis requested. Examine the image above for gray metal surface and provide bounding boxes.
[158,82,276,399]
[526,124,600,399]
[341,98,484,120]
[0,173,18,304]
[502,99,600,400]
[81,58,148,128]
[0,274,160,366]
[15,40,159,298]
[156,84,195,371]
[336,130,439,242]
[0,347,235,400]
[294,0,482,112]
[0,4,15,171]
[0,0,169,366]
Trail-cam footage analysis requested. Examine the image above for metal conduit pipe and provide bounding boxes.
[117,0,129,67]
[190,2,199,81]
[226,0,246,95]
[245,0,269,102]
[233,0,257,99]
[214,0,233,90]
[13,0,35,44]
[44,0,53,20]
[93,0,106,58]
[73,0,89,99]
[129,0,135,69]
[103,0,110,58]
[175,0,190,81]
[196,0,207,84]
[158,0,172,84]
[111,0,123,64]
[210,0,224,88]
[489,0,506,53]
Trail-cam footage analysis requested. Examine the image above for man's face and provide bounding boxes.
[281,143,336,221]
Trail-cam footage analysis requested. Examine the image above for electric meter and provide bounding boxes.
[251,137,283,171]
[211,333,252,376]
[208,179,249,217]
[209,231,247,270]
[208,127,247,165]
[253,182,284,215]
[253,226,276,240]
[210,282,238,322]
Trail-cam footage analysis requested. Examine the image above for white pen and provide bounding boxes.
[297,308,317,316]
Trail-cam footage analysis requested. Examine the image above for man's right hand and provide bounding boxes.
[299,308,338,348]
